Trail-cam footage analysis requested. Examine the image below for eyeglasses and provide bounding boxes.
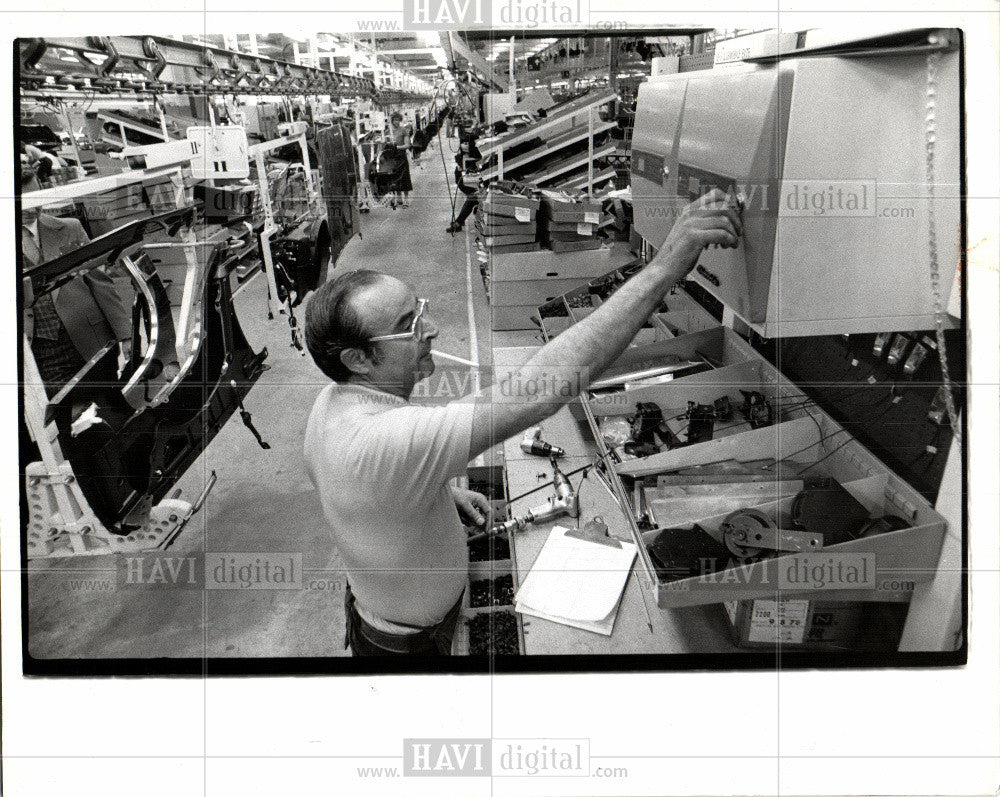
[369,298,429,342]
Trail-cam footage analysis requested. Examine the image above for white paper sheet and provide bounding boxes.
[514,526,637,631]
[515,592,626,636]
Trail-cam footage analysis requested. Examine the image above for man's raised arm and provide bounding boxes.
[469,189,741,460]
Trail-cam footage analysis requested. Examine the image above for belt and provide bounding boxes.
[346,584,464,655]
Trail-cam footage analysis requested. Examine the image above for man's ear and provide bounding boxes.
[339,347,372,376]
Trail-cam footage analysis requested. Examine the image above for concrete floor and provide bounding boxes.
[27,152,494,660]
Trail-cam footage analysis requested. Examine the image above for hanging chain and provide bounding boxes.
[924,46,962,445]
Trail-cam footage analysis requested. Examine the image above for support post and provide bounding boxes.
[587,106,594,197]
[509,36,516,96]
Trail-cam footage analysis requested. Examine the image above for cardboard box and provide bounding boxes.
[489,245,625,283]
[490,304,542,331]
[540,193,603,215]
[484,190,540,211]
[490,241,542,255]
[546,220,596,235]
[481,233,539,247]
[477,218,537,236]
[547,230,596,242]
[722,599,908,651]
[549,238,604,253]
[482,203,537,222]
[491,277,587,307]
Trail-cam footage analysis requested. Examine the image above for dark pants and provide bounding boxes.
[344,582,463,656]
[454,195,478,226]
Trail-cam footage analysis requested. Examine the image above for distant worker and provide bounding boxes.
[446,128,483,235]
[20,140,66,183]
[21,169,133,397]
[388,111,413,208]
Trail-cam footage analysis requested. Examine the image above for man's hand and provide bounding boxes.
[450,486,492,527]
[654,188,743,275]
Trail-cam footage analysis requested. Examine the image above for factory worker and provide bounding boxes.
[303,189,741,656]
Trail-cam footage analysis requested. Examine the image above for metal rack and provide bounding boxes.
[476,88,616,159]
[476,89,618,197]
[475,118,618,183]
[18,36,431,104]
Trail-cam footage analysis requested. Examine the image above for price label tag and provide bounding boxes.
[746,600,808,644]
[514,207,531,222]
[583,211,600,224]
[576,222,594,236]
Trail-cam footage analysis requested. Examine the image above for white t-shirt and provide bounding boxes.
[304,382,475,633]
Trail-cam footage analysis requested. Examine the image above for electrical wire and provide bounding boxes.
[796,436,854,476]
[505,449,618,504]
[760,427,851,472]
[422,76,474,223]
[437,117,458,222]
[789,392,902,476]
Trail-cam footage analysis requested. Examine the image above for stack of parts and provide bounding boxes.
[538,190,607,252]
[475,182,540,255]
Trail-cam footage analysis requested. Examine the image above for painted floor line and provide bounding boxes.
[464,224,481,392]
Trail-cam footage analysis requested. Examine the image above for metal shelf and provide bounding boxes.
[535,287,949,617]
[477,119,618,182]
[523,142,616,185]
[475,89,617,159]
[557,165,617,191]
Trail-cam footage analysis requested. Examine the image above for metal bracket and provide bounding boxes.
[565,516,623,549]
[141,37,167,81]
[229,53,249,87]
[202,48,224,90]
[20,38,48,72]
[721,508,824,559]
[93,36,120,77]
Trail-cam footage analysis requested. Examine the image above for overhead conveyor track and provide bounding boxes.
[18,36,432,104]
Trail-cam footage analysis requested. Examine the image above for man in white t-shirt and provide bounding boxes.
[303,189,741,655]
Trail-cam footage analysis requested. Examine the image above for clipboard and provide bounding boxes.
[564,516,622,548]
[514,522,637,635]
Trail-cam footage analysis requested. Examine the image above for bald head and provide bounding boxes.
[348,274,415,339]
[304,270,391,382]
[306,269,431,381]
